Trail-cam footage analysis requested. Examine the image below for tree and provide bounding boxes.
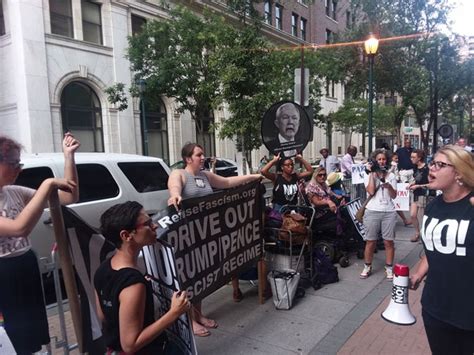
[127,7,227,132]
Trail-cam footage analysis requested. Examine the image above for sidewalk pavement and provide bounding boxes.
[46,219,429,355]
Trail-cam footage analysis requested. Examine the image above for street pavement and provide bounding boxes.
[46,218,429,355]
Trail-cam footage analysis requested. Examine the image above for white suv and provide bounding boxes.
[15,153,171,268]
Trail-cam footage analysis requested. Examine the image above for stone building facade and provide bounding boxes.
[0,0,363,169]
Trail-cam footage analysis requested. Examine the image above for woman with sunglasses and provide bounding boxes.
[305,167,343,217]
[410,145,474,355]
[94,201,190,354]
[168,142,262,337]
[0,133,79,354]
[360,149,398,280]
[260,153,313,212]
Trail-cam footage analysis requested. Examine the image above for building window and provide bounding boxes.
[0,0,5,36]
[300,17,307,40]
[331,0,337,20]
[291,13,298,36]
[346,10,351,28]
[131,14,146,36]
[264,1,272,25]
[326,79,335,98]
[196,109,215,158]
[49,0,73,38]
[61,82,104,152]
[326,29,332,44]
[325,0,330,16]
[275,4,282,30]
[81,0,102,44]
[142,98,169,163]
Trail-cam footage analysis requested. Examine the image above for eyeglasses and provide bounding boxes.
[2,161,23,169]
[317,173,327,177]
[429,160,454,170]
[135,219,155,230]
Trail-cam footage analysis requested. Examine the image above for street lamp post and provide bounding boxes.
[137,79,149,156]
[364,34,379,155]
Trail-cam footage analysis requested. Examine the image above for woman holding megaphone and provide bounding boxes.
[410,145,474,355]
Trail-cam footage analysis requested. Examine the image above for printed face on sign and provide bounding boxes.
[195,177,205,188]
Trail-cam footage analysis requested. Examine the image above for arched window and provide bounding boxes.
[61,82,104,151]
[141,97,169,163]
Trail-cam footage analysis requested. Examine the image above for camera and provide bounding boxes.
[366,159,388,175]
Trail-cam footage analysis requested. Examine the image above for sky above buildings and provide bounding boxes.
[450,0,474,36]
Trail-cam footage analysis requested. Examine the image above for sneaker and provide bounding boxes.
[385,266,393,280]
[360,264,372,279]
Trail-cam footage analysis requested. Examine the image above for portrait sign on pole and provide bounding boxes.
[261,100,312,158]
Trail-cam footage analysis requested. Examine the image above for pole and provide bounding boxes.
[368,55,374,154]
[141,95,149,156]
[49,192,84,352]
[300,45,305,107]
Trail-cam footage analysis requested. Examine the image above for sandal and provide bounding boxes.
[193,327,211,337]
[199,317,218,329]
[233,288,243,302]
[404,221,413,226]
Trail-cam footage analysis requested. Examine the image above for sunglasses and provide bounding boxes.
[135,219,155,230]
[429,160,453,170]
[283,163,294,167]
[317,173,327,177]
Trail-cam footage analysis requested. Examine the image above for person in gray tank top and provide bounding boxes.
[168,142,262,337]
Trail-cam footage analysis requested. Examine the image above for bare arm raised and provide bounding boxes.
[0,178,76,238]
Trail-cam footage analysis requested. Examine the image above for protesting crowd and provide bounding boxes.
[0,121,473,354]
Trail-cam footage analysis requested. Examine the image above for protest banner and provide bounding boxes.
[61,207,196,354]
[142,242,197,355]
[351,164,366,185]
[343,199,367,240]
[150,180,263,303]
[394,183,410,211]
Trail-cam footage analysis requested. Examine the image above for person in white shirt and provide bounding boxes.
[340,145,357,178]
[319,148,340,174]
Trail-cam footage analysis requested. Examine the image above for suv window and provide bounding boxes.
[118,162,168,193]
[77,164,119,203]
[15,167,55,190]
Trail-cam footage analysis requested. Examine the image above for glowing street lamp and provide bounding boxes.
[364,34,379,154]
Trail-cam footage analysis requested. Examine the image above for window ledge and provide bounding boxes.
[325,16,339,24]
[325,96,338,102]
[45,34,113,56]
[0,33,12,48]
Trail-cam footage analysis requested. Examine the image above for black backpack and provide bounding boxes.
[312,249,339,289]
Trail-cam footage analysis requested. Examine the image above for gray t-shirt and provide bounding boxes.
[181,170,214,200]
[0,185,36,257]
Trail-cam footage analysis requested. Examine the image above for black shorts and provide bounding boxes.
[0,249,50,354]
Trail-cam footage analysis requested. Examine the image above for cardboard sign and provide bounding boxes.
[394,183,410,211]
[351,164,367,185]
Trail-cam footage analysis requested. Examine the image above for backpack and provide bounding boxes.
[312,249,339,288]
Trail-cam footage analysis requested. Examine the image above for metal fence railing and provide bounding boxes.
[341,179,367,203]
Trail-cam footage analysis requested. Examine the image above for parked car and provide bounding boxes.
[15,153,171,269]
[170,157,238,177]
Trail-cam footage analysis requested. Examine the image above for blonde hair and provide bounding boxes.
[311,166,327,182]
[436,145,474,190]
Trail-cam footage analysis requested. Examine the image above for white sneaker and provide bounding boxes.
[385,266,393,280]
[360,264,372,279]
